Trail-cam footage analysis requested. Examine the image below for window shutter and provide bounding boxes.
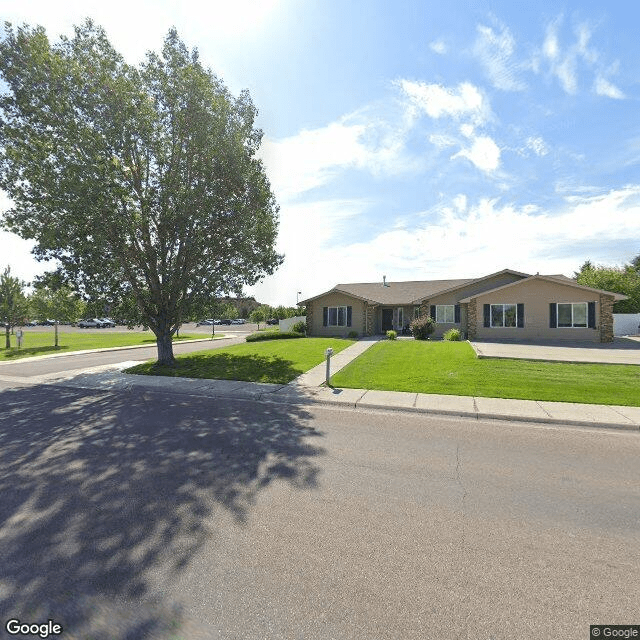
[588,301,596,328]
[517,303,524,328]
[323,307,328,327]
[483,304,490,328]
[430,305,436,320]
[549,303,557,328]
[347,306,352,327]
[454,304,460,323]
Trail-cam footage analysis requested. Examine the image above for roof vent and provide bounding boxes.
[383,275,387,287]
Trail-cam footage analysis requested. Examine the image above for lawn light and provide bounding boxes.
[325,347,333,384]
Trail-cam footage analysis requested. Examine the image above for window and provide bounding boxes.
[397,307,404,327]
[323,306,352,327]
[490,304,517,328]
[557,303,587,328]
[414,306,421,319]
[436,305,455,323]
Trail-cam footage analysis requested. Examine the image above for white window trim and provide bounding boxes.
[435,304,455,324]
[397,307,404,328]
[490,303,518,328]
[556,302,588,328]
[327,305,348,327]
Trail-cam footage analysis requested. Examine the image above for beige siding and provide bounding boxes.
[309,293,365,337]
[472,279,601,341]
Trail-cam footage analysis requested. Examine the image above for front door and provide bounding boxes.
[381,308,394,332]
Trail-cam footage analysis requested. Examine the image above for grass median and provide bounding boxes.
[0,331,206,360]
[125,337,353,384]
[330,340,640,406]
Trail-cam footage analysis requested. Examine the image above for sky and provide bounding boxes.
[1,0,640,306]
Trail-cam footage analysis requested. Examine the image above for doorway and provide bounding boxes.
[381,308,393,332]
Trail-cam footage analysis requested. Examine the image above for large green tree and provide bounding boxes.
[0,267,29,349]
[575,258,640,313]
[0,21,282,364]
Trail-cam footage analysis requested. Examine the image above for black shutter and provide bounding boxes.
[430,305,436,320]
[588,302,596,328]
[323,307,328,327]
[549,303,557,328]
[483,304,490,328]
[454,304,460,324]
[347,306,352,327]
[517,303,524,328]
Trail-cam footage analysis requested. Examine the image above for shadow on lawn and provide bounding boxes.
[133,352,306,384]
[2,345,68,359]
[0,384,322,638]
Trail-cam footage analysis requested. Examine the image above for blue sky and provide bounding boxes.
[1,0,640,306]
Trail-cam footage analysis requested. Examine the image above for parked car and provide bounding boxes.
[196,319,214,326]
[40,319,56,326]
[77,318,104,328]
[266,318,279,325]
[25,320,38,327]
[99,318,116,328]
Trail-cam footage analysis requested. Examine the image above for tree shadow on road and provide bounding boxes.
[0,384,323,638]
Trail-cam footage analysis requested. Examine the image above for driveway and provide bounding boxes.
[471,336,640,364]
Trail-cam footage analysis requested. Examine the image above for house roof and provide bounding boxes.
[457,274,628,302]
[299,269,528,306]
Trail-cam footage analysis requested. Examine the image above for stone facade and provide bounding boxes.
[419,300,430,317]
[467,298,478,340]
[305,301,313,333]
[599,294,614,343]
[365,303,377,336]
[460,302,469,338]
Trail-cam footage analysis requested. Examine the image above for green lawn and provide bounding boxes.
[330,340,640,406]
[0,331,205,360]
[125,338,353,384]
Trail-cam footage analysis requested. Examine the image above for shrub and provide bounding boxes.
[245,331,305,342]
[347,330,359,339]
[386,329,397,340]
[443,328,461,341]
[291,320,307,334]
[410,315,436,340]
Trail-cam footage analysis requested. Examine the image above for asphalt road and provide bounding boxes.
[0,328,249,378]
[0,384,637,639]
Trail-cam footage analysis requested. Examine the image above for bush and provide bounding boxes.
[245,331,305,342]
[347,330,359,339]
[443,328,461,341]
[291,320,307,334]
[410,315,436,340]
[386,329,397,340]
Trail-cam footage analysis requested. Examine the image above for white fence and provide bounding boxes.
[613,313,640,336]
[279,315,306,332]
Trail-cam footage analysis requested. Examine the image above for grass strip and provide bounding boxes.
[330,340,640,406]
[126,337,354,384]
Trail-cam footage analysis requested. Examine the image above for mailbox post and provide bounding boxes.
[325,347,333,384]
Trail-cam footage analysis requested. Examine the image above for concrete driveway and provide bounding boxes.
[471,336,640,364]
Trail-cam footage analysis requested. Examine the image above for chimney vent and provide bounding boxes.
[383,275,387,286]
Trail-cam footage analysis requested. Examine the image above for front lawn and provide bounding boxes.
[330,340,640,406]
[0,331,203,360]
[125,337,353,384]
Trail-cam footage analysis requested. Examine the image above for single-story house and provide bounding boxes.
[299,269,627,343]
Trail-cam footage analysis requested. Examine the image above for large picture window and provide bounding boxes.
[490,304,517,328]
[557,303,587,328]
[323,305,352,327]
[436,305,455,323]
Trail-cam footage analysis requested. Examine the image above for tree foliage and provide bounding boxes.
[0,267,29,348]
[575,258,640,313]
[30,286,84,346]
[0,21,282,364]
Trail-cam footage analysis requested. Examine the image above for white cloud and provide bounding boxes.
[594,76,625,99]
[398,80,487,123]
[474,23,526,91]
[452,136,501,173]
[526,136,549,157]
[251,186,640,304]
[429,40,447,55]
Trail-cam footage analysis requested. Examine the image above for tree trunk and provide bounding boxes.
[5,325,10,349]
[54,321,59,348]
[156,331,175,366]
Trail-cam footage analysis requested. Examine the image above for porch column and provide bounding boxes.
[467,298,478,340]
[599,294,614,343]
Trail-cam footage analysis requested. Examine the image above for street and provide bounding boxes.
[0,380,638,639]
